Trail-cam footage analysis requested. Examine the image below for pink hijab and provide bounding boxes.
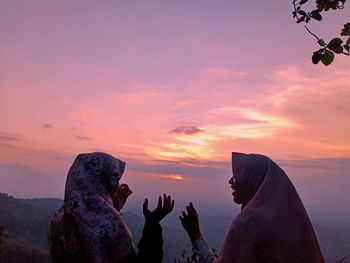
[217,153,325,263]
[48,152,134,263]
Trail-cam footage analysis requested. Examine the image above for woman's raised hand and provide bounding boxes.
[179,202,202,242]
[143,194,175,223]
[113,183,133,212]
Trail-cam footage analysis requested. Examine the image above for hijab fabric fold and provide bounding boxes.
[217,152,325,263]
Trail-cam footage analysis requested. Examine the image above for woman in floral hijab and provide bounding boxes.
[48,152,174,263]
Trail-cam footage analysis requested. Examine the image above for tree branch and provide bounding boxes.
[304,25,322,42]
[292,0,301,19]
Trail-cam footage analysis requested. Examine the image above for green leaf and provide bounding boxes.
[312,52,323,64]
[316,0,326,11]
[321,50,334,66]
[297,17,305,23]
[310,10,322,21]
[341,23,350,36]
[331,45,343,54]
[344,44,350,52]
[327,38,344,54]
[328,38,343,47]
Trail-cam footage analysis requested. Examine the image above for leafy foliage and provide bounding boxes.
[0,225,3,255]
[292,0,350,65]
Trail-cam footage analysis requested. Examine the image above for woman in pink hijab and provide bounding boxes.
[48,152,174,263]
[180,152,325,263]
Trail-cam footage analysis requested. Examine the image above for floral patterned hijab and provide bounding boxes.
[218,153,325,263]
[49,152,134,263]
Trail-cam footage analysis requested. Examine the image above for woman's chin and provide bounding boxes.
[233,197,241,205]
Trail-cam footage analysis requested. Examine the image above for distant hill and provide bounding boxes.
[0,193,350,262]
[0,193,62,262]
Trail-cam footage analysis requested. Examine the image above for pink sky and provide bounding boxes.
[0,1,349,213]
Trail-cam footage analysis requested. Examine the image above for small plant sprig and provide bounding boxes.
[174,248,219,263]
[173,249,199,263]
[292,0,350,65]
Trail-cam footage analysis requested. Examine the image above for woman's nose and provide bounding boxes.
[229,177,233,185]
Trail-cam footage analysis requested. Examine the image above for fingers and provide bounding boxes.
[118,184,133,198]
[163,193,169,210]
[189,202,197,216]
[144,194,175,222]
[119,184,131,191]
[179,215,184,224]
[179,204,202,242]
[180,202,197,221]
[186,204,191,215]
[179,214,186,226]
[185,204,194,218]
[156,195,163,211]
[122,188,133,197]
[143,198,149,216]
[163,194,175,215]
[179,210,190,230]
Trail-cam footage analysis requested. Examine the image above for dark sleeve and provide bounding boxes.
[117,250,137,263]
[137,220,164,263]
[117,220,164,263]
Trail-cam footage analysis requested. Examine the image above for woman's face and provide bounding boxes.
[229,174,245,205]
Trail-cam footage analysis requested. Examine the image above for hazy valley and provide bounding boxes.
[0,193,349,263]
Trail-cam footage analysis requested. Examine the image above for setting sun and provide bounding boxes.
[165,174,184,181]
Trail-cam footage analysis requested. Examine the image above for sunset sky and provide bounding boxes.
[1,1,349,215]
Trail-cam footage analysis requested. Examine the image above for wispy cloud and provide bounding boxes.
[169,125,204,136]
[257,65,350,157]
[75,135,91,141]
[138,104,300,162]
[42,124,53,130]
[264,65,350,111]
[0,132,21,144]
[0,133,20,142]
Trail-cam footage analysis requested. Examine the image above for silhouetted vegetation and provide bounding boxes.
[292,0,350,65]
[0,225,3,255]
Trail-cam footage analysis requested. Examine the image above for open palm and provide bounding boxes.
[143,194,175,223]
